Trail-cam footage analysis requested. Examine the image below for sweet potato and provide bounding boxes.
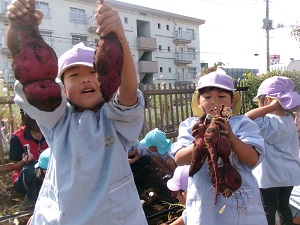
[93,0,123,102]
[7,0,61,111]
[189,113,210,177]
[192,104,242,204]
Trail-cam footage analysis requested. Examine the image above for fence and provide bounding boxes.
[0,82,248,168]
[139,82,248,142]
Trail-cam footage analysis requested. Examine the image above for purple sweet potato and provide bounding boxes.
[6,0,61,111]
[94,32,123,102]
[93,0,123,102]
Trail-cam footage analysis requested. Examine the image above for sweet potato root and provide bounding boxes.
[7,0,61,111]
[93,0,123,102]
[189,113,210,177]
[191,104,242,203]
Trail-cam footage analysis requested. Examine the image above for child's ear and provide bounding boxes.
[231,94,237,108]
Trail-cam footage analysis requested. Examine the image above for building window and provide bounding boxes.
[168,46,170,52]
[69,7,87,24]
[169,68,171,73]
[166,25,169,31]
[36,2,51,19]
[41,31,53,47]
[160,67,163,73]
[71,35,88,45]
[124,17,128,24]
[158,23,161,29]
[159,45,162,51]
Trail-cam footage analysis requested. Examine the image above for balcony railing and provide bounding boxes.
[0,69,15,84]
[176,72,195,82]
[174,52,196,64]
[173,30,195,44]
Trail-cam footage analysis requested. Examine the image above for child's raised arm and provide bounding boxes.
[245,98,282,120]
[95,2,138,107]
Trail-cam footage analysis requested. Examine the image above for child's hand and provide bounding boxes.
[6,0,44,25]
[94,1,126,41]
[22,152,33,163]
[215,117,234,140]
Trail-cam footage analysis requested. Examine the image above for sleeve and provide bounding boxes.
[9,134,24,161]
[230,115,265,170]
[170,117,197,157]
[254,115,284,144]
[13,79,68,130]
[105,90,145,145]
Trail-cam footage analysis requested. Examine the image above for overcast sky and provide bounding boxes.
[117,0,300,73]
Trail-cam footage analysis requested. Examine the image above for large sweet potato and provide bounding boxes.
[7,0,61,111]
[93,0,123,102]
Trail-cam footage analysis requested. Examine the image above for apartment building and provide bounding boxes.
[0,0,205,85]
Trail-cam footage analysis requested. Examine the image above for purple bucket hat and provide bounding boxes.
[196,69,236,91]
[167,165,189,192]
[57,42,95,79]
[253,76,300,110]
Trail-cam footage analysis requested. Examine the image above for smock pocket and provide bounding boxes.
[108,174,139,220]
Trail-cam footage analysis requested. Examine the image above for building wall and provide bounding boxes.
[0,0,204,85]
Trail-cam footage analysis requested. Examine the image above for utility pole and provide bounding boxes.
[263,0,272,72]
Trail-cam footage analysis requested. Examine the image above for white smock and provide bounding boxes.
[252,114,300,188]
[14,79,147,225]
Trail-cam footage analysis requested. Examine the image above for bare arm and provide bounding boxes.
[174,144,193,166]
[245,98,282,120]
[12,153,34,171]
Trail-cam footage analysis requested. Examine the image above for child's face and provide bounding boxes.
[197,88,235,116]
[63,66,104,112]
[149,146,158,153]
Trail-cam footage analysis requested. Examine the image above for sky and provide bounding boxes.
[117,0,300,73]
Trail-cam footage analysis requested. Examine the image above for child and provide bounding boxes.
[165,165,189,225]
[128,140,151,168]
[246,76,300,225]
[172,71,268,224]
[27,148,51,205]
[140,128,177,177]
[7,1,147,225]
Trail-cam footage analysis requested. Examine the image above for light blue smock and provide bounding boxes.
[14,79,147,225]
[171,115,268,225]
[252,114,300,188]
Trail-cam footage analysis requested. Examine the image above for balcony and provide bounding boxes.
[174,52,196,64]
[176,72,195,82]
[138,61,158,74]
[0,33,10,55]
[173,30,195,44]
[1,69,15,84]
[136,37,157,52]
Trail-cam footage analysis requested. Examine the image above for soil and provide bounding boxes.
[0,163,183,225]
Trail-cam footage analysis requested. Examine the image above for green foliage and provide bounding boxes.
[201,62,225,76]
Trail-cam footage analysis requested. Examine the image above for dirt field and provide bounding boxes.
[0,163,183,225]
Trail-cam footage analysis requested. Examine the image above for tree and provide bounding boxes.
[201,62,225,76]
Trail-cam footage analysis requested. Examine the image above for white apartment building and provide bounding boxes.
[0,0,205,85]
